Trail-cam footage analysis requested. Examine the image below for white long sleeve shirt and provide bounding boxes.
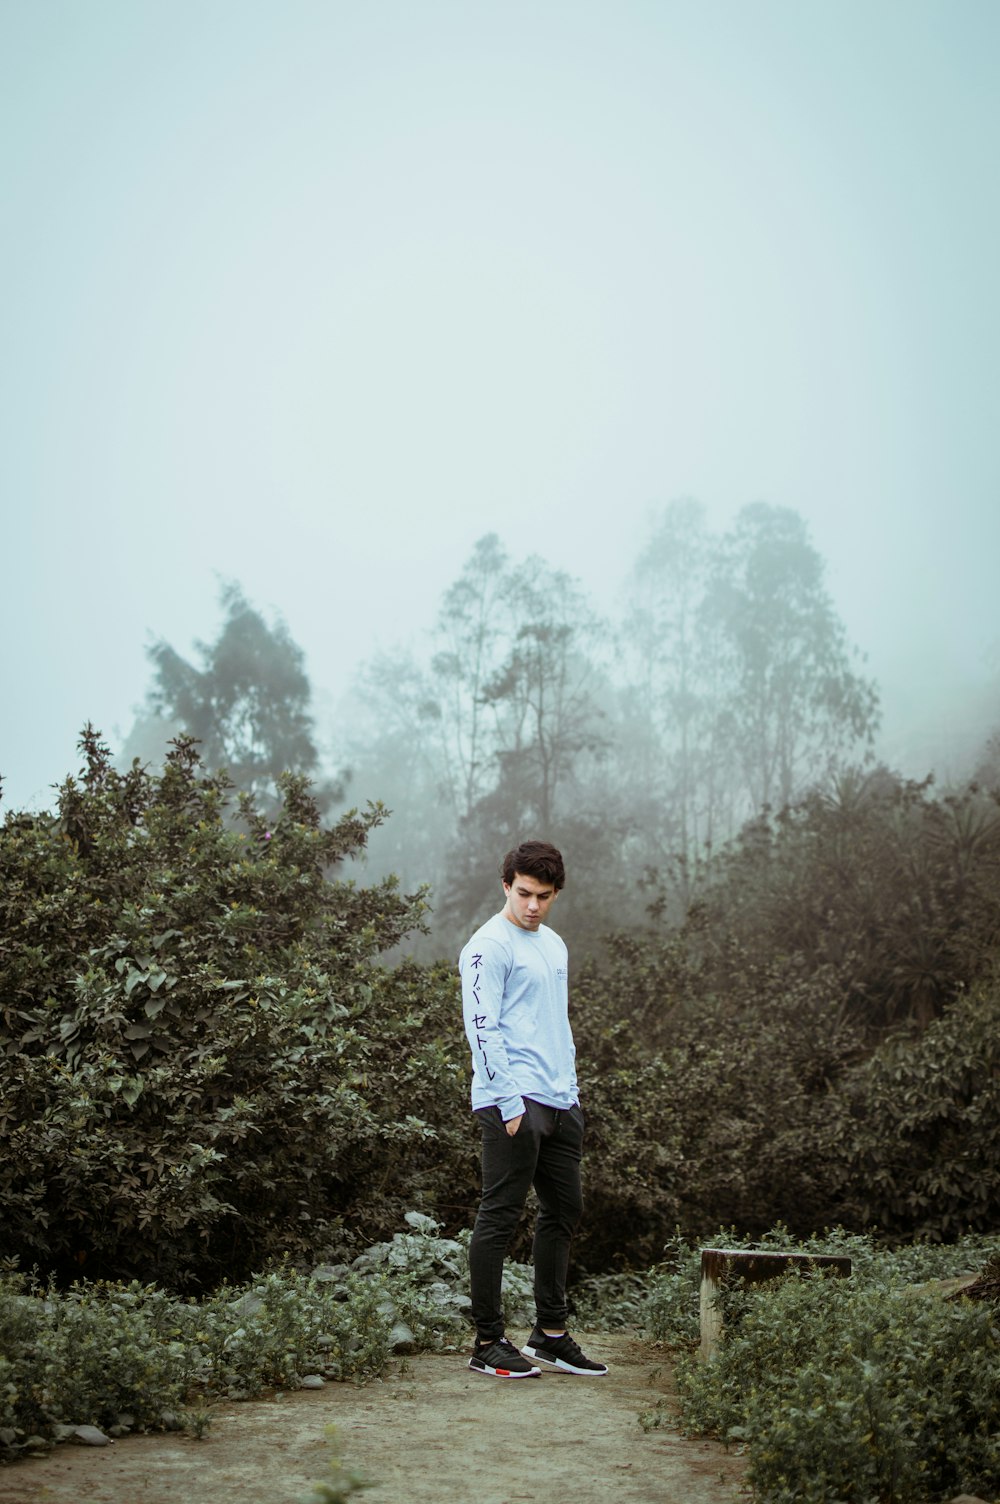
[459,911,578,1120]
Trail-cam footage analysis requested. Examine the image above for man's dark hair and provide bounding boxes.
[501,840,566,891]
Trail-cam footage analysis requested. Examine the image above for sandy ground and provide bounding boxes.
[0,1331,747,1504]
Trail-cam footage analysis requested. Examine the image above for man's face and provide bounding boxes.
[502,872,559,931]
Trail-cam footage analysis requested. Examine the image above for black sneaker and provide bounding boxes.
[521,1327,608,1375]
[469,1335,542,1378]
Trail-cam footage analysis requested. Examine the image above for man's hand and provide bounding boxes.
[505,1113,523,1137]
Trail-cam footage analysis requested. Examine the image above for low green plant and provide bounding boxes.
[299,1424,371,1503]
[181,1407,212,1439]
[637,1398,668,1433]
[0,1258,394,1457]
[669,1235,1000,1504]
[0,1274,196,1442]
[197,1267,393,1396]
[0,1213,541,1460]
[642,1226,999,1354]
[572,1268,659,1330]
[347,1211,534,1345]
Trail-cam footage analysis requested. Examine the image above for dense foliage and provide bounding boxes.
[0,730,472,1288]
[560,756,1000,1265]
[0,1212,508,1461]
[649,1230,1000,1504]
[5,516,999,1500]
[4,725,1000,1288]
[572,955,864,1265]
[572,944,1000,1264]
[683,766,1000,1032]
[841,985,1000,1240]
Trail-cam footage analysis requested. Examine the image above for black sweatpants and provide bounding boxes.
[468,1097,584,1342]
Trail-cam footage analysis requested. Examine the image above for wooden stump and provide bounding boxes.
[699,1247,853,1360]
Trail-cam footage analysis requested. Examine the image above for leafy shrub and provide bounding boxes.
[0,1213,529,1459]
[347,1210,534,1342]
[839,983,1000,1242]
[6,729,1000,1289]
[573,916,1000,1254]
[643,1227,876,1351]
[643,1226,1000,1354]
[0,730,473,1288]
[572,948,863,1260]
[667,1235,1000,1504]
[571,1268,661,1331]
[0,1275,194,1443]
[686,771,1000,1034]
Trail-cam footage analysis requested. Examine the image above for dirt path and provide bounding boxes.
[0,1332,746,1504]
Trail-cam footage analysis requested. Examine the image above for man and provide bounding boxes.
[459,839,608,1379]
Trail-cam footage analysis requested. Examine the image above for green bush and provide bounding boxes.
[664,1235,1000,1504]
[644,1227,879,1352]
[839,984,1000,1242]
[0,1212,537,1460]
[686,772,1000,1034]
[572,948,863,1261]
[0,1275,194,1442]
[0,730,473,1288]
[0,1264,395,1456]
[347,1210,534,1342]
[573,921,1000,1254]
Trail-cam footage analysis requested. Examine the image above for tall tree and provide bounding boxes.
[427,533,512,824]
[350,540,612,953]
[344,538,514,940]
[708,504,879,813]
[619,500,880,895]
[354,537,608,842]
[620,498,718,873]
[145,582,340,812]
[479,555,608,831]
[346,646,455,925]
[439,554,612,945]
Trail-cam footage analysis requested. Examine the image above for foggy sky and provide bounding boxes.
[2,0,998,811]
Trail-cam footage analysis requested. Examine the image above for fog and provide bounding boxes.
[2,0,998,812]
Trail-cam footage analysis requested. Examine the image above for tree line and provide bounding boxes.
[127,495,997,1027]
[347,500,880,955]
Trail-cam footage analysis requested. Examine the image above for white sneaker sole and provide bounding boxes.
[521,1344,608,1376]
[468,1357,541,1378]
